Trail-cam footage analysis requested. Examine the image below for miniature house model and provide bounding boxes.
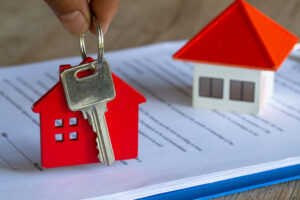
[32,58,146,168]
[174,0,298,114]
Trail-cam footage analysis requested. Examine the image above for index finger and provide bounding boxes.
[90,0,120,34]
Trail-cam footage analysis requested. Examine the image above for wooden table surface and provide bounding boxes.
[1,0,300,199]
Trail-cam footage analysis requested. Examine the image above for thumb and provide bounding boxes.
[44,0,90,35]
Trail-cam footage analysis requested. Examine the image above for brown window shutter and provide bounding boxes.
[211,78,223,98]
[242,82,255,102]
[230,80,242,100]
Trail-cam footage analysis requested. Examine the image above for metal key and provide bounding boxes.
[61,59,116,165]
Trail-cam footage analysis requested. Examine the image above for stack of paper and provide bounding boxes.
[0,41,300,200]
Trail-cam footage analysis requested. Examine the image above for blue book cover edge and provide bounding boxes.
[139,163,300,200]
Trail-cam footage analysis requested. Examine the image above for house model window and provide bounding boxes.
[69,132,78,140]
[69,117,78,126]
[54,117,79,142]
[55,133,63,142]
[55,119,63,127]
[199,77,223,99]
[230,80,255,102]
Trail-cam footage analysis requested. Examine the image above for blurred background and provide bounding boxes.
[0,0,299,66]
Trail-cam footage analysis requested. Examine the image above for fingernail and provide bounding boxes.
[59,11,89,35]
[102,24,109,34]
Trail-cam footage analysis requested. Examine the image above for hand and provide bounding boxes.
[44,0,119,35]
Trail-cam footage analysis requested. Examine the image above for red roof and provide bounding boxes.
[173,0,298,71]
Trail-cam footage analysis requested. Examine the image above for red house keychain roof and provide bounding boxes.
[173,0,298,71]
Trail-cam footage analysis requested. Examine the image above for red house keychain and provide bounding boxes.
[32,16,146,168]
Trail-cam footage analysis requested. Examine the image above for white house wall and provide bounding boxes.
[260,70,274,110]
[193,63,264,114]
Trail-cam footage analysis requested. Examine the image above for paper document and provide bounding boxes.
[1,41,300,200]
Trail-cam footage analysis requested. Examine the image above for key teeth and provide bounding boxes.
[96,140,114,166]
[96,139,109,165]
[85,110,96,132]
[86,104,115,166]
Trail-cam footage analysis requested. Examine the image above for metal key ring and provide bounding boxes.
[79,14,104,73]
